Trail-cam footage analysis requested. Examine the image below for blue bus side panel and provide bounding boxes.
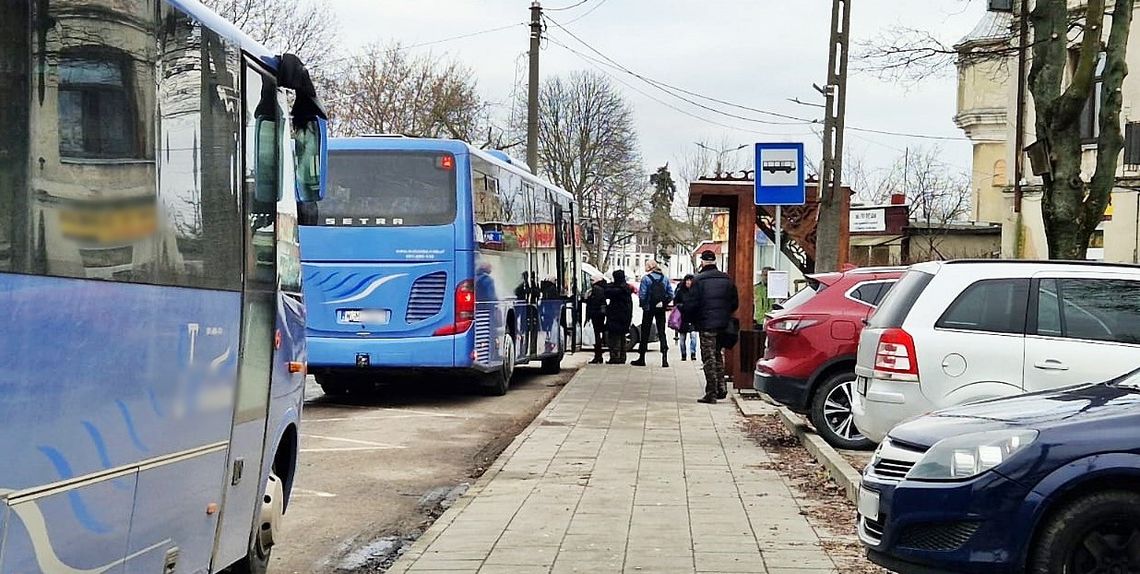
[0,274,241,572]
[123,451,228,574]
[2,477,137,573]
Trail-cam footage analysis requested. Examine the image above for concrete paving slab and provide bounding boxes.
[387,362,843,574]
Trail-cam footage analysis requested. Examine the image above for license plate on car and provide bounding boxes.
[339,309,391,325]
[858,487,880,521]
[857,376,868,396]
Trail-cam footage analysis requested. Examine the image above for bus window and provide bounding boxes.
[317,151,457,226]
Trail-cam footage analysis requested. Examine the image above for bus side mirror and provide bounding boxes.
[295,117,327,202]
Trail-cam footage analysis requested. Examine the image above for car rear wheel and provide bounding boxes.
[810,372,874,451]
[1031,491,1140,574]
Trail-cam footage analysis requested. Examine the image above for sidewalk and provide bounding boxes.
[387,361,840,574]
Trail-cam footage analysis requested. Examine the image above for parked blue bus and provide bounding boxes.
[0,1,326,572]
[300,137,580,396]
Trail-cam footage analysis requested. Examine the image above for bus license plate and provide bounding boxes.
[858,487,880,521]
[340,309,390,325]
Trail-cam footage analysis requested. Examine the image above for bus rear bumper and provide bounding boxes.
[306,334,468,369]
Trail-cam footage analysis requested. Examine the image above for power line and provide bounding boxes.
[546,0,592,11]
[544,23,815,127]
[543,14,969,143]
[545,36,817,139]
[404,22,527,50]
[564,0,609,24]
[314,22,527,69]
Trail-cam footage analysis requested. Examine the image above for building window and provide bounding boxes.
[992,159,1007,187]
[1079,52,1106,143]
[58,50,140,159]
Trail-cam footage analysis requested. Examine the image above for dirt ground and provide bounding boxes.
[270,358,582,574]
[744,414,887,574]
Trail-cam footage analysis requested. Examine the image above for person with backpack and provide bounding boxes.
[583,274,608,364]
[671,274,698,361]
[683,250,740,404]
[632,260,674,368]
[604,270,634,364]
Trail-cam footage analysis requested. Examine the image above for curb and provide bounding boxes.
[385,364,584,573]
[733,394,862,506]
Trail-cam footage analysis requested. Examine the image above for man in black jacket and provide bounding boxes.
[683,250,739,404]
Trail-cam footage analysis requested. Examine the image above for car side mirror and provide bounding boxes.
[294,117,327,202]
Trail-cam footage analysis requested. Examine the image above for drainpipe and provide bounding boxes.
[1013,0,1029,258]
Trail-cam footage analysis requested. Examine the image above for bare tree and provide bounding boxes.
[858,1,1136,260]
[523,71,649,266]
[857,146,973,259]
[201,0,338,72]
[328,43,500,145]
[670,138,747,262]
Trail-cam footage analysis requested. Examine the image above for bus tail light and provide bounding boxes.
[434,279,475,336]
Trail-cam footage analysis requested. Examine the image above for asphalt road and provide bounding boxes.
[270,355,586,573]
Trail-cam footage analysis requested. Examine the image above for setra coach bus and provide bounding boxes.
[300,137,581,396]
[0,0,327,572]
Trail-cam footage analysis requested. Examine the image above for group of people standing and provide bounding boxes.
[583,250,740,404]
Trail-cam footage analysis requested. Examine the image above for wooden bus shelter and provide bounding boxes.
[688,174,849,388]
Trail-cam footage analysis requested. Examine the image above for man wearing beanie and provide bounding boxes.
[682,250,739,403]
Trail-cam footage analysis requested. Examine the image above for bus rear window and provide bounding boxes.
[316,150,457,226]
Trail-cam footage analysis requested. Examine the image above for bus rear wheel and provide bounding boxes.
[315,374,349,397]
[483,334,515,396]
[228,471,284,574]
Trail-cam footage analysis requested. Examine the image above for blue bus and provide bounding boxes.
[0,1,326,572]
[300,137,580,396]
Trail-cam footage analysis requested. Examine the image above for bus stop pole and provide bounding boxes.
[773,205,781,271]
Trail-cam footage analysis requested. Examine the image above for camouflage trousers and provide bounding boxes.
[699,331,726,397]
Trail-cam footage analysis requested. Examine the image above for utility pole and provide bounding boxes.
[815,0,852,273]
[527,1,542,173]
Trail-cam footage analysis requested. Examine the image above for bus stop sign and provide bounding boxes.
[754,142,806,206]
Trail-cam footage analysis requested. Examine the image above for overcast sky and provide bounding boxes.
[328,0,987,187]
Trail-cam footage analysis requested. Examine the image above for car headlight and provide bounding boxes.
[907,429,1038,481]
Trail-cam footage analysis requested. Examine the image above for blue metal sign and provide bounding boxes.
[754,142,806,206]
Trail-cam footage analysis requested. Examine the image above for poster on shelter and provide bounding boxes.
[712,212,729,243]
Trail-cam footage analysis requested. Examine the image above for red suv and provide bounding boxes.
[754,267,903,449]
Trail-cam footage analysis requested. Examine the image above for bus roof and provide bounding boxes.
[169,0,278,68]
[330,137,575,204]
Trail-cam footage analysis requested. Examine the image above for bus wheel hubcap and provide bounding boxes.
[258,472,285,552]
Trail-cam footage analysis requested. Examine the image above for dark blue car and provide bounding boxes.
[859,369,1140,574]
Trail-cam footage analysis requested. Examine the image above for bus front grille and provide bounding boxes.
[406,271,447,323]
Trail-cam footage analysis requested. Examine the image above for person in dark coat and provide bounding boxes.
[673,274,698,361]
[583,274,608,364]
[538,276,561,353]
[683,250,740,404]
[603,269,634,364]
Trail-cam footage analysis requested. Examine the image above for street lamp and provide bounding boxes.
[695,142,749,175]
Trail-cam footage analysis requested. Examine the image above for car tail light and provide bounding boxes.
[433,279,475,336]
[767,316,820,334]
[874,328,918,376]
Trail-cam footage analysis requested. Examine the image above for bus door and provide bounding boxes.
[522,183,540,357]
[211,61,281,567]
[552,201,571,352]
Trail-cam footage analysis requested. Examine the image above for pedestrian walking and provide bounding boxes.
[632,260,674,368]
[672,274,698,361]
[683,250,739,404]
[584,274,608,364]
[604,269,634,364]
